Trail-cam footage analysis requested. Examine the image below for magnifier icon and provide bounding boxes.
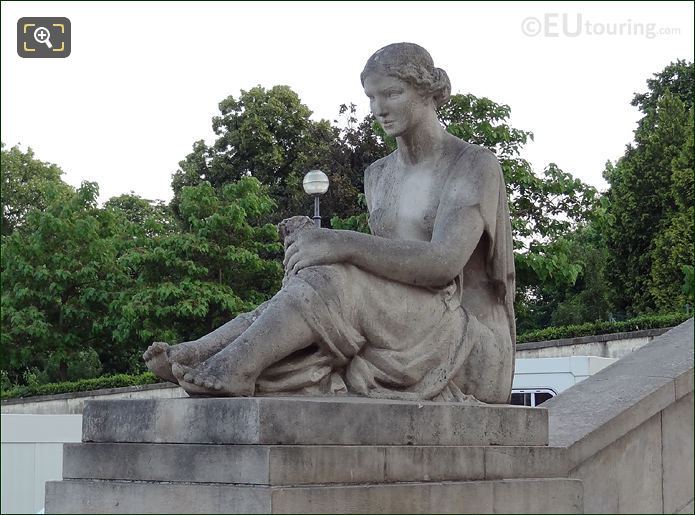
[33,26,53,49]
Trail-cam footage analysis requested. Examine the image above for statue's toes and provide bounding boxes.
[144,342,167,360]
[171,362,188,381]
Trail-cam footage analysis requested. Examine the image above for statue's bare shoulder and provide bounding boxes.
[364,152,393,182]
[364,152,396,210]
[445,137,501,179]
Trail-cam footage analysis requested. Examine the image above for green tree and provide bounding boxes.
[1,143,73,235]
[524,198,615,329]
[105,178,283,368]
[604,60,694,315]
[171,89,392,228]
[631,59,694,115]
[1,182,128,383]
[104,192,178,240]
[171,86,341,223]
[646,107,694,311]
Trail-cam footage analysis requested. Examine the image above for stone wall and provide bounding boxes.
[516,327,670,359]
[1,382,185,415]
[544,319,694,513]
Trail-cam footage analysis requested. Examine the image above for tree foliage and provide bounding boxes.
[1,143,73,235]
[2,168,282,383]
[604,60,694,315]
[1,182,128,382]
[106,178,283,368]
[171,86,339,222]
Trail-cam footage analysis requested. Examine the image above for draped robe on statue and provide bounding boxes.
[252,143,516,404]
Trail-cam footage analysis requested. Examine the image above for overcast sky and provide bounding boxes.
[2,1,693,203]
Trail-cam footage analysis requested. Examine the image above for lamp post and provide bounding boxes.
[302,170,330,227]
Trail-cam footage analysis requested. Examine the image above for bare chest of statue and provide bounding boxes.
[369,155,447,242]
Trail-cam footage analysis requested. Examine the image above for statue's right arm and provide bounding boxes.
[334,148,501,288]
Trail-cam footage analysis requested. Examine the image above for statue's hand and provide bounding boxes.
[283,229,347,276]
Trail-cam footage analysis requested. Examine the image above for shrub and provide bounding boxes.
[0,372,159,400]
[517,312,690,344]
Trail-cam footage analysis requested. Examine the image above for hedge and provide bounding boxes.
[516,312,690,344]
[2,312,691,400]
[0,372,159,401]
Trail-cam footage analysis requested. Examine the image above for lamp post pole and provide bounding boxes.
[302,170,330,227]
[313,195,322,227]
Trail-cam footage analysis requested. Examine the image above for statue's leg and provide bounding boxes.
[172,288,317,396]
[144,300,271,383]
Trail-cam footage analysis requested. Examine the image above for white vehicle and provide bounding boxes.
[511,356,617,406]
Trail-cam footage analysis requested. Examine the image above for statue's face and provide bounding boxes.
[363,72,432,138]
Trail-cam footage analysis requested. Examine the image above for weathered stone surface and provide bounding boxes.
[46,478,583,514]
[675,368,694,400]
[568,439,618,514]
[546,319,694,466]
[484,446,569,479]
[63,442,570,485]
[515,331,671,360]
[569,412,663,513]
[662,391,694,513]
[675,498,694,514]
[605,319,694,382]
[63,443,271,484]
[549,374,673,466]
[612,412,663,514]
[45,480,270,514]
[538,320,695,513]
[82,396,548,446]
[271,481,496,514]
[492,478,583,514]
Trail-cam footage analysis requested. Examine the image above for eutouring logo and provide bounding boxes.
[520,13,680,39]
[17,17,71,58]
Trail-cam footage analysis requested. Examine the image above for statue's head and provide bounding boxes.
[361,43,451,109]
[361,43,450,138]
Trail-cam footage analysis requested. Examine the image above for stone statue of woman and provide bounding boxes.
[144,42,516,404]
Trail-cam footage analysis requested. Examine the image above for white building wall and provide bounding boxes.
[1,415,81,514]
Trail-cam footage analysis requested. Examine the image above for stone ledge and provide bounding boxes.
[63,443,569,485]
[46,478,583,514]
[545,318,693,466]
[516,327,670,352]
[82,396,548,447]
[1,381,179,406]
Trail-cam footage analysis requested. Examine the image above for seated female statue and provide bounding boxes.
[144,42,516,404]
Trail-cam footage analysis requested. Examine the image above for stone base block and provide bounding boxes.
[63,443,569,485]
[46,478,583,514]
[82,396,548,446]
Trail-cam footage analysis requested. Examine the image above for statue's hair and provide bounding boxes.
[361,43,451,108]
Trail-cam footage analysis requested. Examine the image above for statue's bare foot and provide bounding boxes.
[143,342,177,383]
[171,361,255,397]
[143,341,201,384]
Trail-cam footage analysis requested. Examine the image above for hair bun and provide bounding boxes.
[432,68,451,108]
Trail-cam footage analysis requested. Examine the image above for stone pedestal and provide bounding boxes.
[45,396,583,513]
